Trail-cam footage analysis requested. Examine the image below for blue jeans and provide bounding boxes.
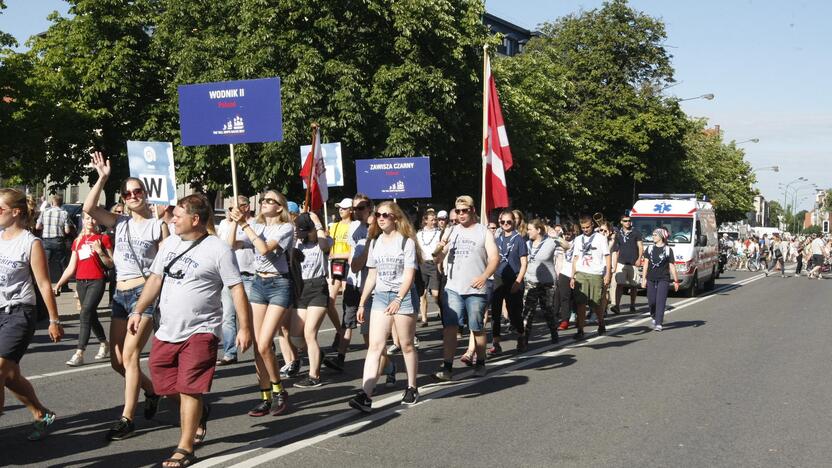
[249,275,293,308]
[220,275,253,359]
[442,289,488,332]
[111,284,155,320]
[371,288,419,315]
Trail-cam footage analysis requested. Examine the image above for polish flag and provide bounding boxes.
[299,127,328,211]
[483,54,513,212]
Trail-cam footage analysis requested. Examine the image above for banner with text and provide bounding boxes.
[299,142,344,188]
[355,157,431,200]
[127,141,177,206]
[178,77,283,146]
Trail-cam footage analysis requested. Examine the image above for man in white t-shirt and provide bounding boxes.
[130,194,253,466]
[808,233,827,279]
[570,214,611,339]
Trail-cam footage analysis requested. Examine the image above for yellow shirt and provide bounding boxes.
[329,221,352,256]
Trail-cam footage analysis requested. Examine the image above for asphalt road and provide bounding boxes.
[2,268,831,467]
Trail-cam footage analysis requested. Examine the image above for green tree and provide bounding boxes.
[681,120,755,221]
[767,200,785,227]
[23,0,163,203]
[528,0,687,215]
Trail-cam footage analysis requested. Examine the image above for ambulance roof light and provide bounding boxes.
[638,193,698,200]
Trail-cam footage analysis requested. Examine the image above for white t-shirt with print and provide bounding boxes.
[573,232,610,276]
[366,232,417,293]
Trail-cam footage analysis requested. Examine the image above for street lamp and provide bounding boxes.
[780,177,808,230]
[736,138,760,145]
[678,93,715,102]
[754,166,779,173]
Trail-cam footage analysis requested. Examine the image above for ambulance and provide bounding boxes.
[629,194,719,296]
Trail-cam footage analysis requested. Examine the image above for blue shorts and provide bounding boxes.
[112,284,155,320]
[442,289,487,332]
[249,275,293,308]
[371,288,419,316]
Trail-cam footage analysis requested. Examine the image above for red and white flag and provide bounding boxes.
[483,53,513,212]
[299,127,328,211]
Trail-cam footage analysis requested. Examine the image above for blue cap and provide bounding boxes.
[286,201,300,214]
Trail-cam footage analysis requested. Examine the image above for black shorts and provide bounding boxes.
[0,304,37,363]
[812,254,824,268]
[341,283,361,329]
[420,261,439,291]
[296,276,329,309]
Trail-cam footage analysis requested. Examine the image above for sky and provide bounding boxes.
[2,0,830,211]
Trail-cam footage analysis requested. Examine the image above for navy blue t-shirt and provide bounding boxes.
[495,231,528,281]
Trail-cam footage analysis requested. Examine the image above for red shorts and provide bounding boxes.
[149,333,219,395]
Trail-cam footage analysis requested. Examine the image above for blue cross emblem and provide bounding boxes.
[653,202,672,213]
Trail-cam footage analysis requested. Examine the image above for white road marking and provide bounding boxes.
[198,273,767,467]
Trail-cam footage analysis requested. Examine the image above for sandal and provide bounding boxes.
[162,448,197,467]
[194,402,210,446]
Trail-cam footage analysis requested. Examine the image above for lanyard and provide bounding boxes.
[419,229,439,247]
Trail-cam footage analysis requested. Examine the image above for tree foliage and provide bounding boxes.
[2,0,757,221]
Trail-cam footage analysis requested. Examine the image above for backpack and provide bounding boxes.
[287,245,304,306]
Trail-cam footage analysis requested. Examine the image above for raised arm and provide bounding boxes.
[83,152,118,228]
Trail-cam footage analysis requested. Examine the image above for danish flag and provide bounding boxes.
[483,54,513,211]
[299,127,328,211]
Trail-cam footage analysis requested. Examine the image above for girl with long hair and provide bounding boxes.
[349,201,422,412]
[84,152,168,441]
[230,190,293,417]
[0,188,64,440]
[55,212,113,366]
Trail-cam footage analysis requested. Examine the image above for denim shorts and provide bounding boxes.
[112,284,155,320]
[442,289,487,332]
[249,275,293,308]
[371,288,419,316]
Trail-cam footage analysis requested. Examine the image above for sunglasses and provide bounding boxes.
[353,203,369,211]
[454,208,471,215]
[122,188,144,200]
[339,206,352,210]
[261,199,281,206]
[374,211,395,220]
[621,219,631,223]
[499,220,513,226]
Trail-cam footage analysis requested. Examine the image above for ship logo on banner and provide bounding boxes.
[214,115,245,136]
[382,181,406,194]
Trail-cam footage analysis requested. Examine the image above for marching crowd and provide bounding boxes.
[0,153,812,467]
[720,232,831,278]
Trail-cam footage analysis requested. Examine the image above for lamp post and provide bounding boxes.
[736,138,760,145]
[791,185,817,232]
[678,93,715,102]
[779,177,807,231]
[753,166,779,173]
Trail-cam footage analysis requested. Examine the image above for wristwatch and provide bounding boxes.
[49,319,62,325]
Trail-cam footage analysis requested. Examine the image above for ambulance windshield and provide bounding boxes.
[632,217,694,244]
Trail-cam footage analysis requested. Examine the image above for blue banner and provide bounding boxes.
[178,77,283,146]
[127,141,178,205]
[355,157,432,200]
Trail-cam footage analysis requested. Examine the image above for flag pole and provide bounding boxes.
[229,143,239,209]
[480,44,489,224]
[304,123,318,211]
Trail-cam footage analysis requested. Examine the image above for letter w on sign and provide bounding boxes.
[140,174,169,205]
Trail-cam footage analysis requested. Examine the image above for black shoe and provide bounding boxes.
[323,355,344,372]
[573,331,585,341]
[516,335,528,352]
[143,392,160,420]
[106,417,135,441]
[550,330,559,344]
[248,399,272,417]
[271,391,289,416]
[348,390,372,413]
[610,305,620,315]
[295,377,322,388]
[419,321,430,328]
[401,386,419,405]
[629,305,637,314]
[597,326,606,336]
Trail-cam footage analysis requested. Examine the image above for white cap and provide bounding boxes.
[335,198,353,209]
[437,210,448,219]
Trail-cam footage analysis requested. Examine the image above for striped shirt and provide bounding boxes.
[37,206,70,239]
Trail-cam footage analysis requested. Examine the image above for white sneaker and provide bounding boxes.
[94,343,109,360]
[66,351,84,367]
[651,319,656,327]
[654,324,663,332]
[413,336,420,349]
[387,344,401,355]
